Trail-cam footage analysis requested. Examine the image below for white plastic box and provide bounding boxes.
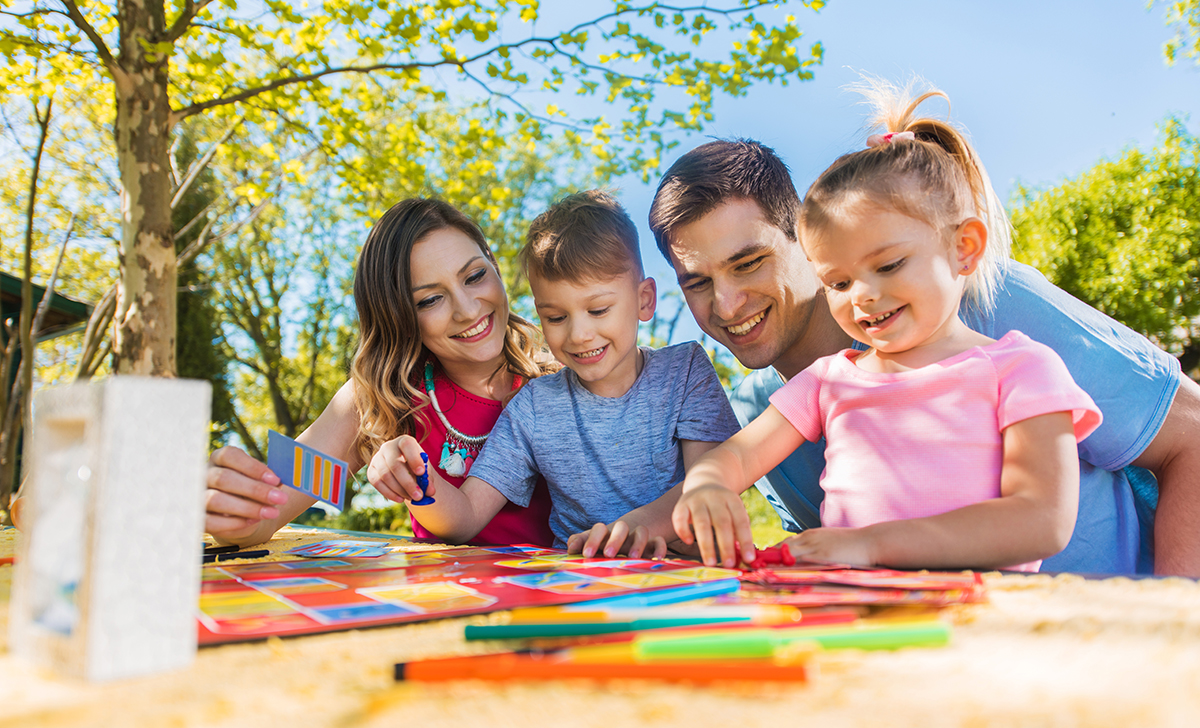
[9,376,211,681]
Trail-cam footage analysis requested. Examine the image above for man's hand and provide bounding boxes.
[671,483,756,567]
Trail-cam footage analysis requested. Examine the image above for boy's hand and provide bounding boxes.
[366,435,438,504]
[566,521,668,560]
[778,527,876,568]
[671,484,755,568]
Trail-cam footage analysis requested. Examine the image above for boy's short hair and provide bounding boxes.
[648,139,800,260]
[522,190,643,282]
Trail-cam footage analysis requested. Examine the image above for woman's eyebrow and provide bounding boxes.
[412,256,484,292]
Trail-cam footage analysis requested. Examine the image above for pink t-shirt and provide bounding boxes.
[769,331,1102,572]
[411,367,555,547]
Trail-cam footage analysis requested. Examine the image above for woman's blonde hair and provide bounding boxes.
[350,198,553,468]
[801,75,1011,310]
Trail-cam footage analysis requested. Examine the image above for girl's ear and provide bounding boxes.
[955,218,988,275]
[638,276,658,322]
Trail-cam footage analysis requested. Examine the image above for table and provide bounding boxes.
[2,526,1199,727]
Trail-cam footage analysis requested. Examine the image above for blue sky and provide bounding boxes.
[593,1,1200,346]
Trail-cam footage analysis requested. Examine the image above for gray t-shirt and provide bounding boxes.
[469,342,742,547]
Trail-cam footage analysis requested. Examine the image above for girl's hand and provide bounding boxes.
[779,527,877,568]
[366,435,437,504]
[567,521,668,560]
[671,484,756,568]
[206,446,291,542]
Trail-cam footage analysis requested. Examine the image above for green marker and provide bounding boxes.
[634,619,951,661]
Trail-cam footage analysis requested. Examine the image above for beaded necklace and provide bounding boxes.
[423,360,523,477]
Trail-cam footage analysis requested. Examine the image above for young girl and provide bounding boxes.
[204,198,555,547]
[673,80,1102,572]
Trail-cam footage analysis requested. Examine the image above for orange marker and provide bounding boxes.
[393,651,810,683]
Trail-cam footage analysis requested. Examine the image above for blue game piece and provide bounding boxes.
[411,451,435,506]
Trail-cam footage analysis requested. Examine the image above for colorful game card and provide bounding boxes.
[267,430,347,511]
[287,540,390,558]
[196,545,742,646]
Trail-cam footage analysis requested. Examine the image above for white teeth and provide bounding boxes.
[453,315,490,339]
[862,310,895,326]
[726,310,766,336]
[575,346,606,359]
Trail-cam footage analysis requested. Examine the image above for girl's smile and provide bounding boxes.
[804,206,990,372]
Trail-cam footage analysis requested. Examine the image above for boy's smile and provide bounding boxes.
[531,269,657,398]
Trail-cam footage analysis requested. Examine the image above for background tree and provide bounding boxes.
[1011,118,1200,379]
[1,0,824,377]
[173,131,235,447]
[1158,0,1200,65]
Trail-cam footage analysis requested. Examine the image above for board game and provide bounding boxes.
[197,545,740,645]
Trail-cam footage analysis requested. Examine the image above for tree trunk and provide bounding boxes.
[114,0,176,376]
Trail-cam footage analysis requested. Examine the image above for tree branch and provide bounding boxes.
[171,118,243,209]
[31,214,76,340]
[164,0,217,43]
[178,188,276,270]
[228,407,265,462]
[169,34,556,125]
[57,0,128,92]
[74,283,118,381]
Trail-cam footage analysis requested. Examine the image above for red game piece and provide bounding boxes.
[744,545,795,569]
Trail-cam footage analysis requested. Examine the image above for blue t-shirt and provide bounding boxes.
[731,261,1180,575]
[471,342,742,547]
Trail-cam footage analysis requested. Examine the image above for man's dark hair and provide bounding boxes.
[648,139,800,261]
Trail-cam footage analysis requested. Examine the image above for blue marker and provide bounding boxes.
[411,451,435,506]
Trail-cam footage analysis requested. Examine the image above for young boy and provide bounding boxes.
[371,190,741,549]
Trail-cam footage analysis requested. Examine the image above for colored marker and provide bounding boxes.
[411,451,435,506]
[203,549,270,563]
[633,618,950,660]
[203,544,241,555]
[508,604,803,624]
[575,577,740,609]
[394,651,810,683]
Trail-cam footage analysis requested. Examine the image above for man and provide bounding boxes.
[647,139,1200,576]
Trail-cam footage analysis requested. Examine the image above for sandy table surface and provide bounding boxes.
[2,528,1199,727]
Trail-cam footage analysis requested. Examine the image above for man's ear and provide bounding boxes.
[638,276,658,322]
[955,218,988,275]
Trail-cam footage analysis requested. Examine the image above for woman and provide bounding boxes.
[205,199,556,547]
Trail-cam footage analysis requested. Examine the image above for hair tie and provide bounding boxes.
[866,131,916,148]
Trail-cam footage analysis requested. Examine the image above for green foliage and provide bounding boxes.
[291,502,414,536]
[173,132,236,447]
[743,486,791,548]
[2,0,827,518]
[1156,0,1200,65]
[1011,118,1200,377]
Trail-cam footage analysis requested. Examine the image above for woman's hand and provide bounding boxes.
[366,435,438,503]
[566,521,668,560]
[206,446,291,543]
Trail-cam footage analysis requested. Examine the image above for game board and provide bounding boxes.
[197,545,740,645]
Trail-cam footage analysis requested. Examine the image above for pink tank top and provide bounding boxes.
[411,365,554,547]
